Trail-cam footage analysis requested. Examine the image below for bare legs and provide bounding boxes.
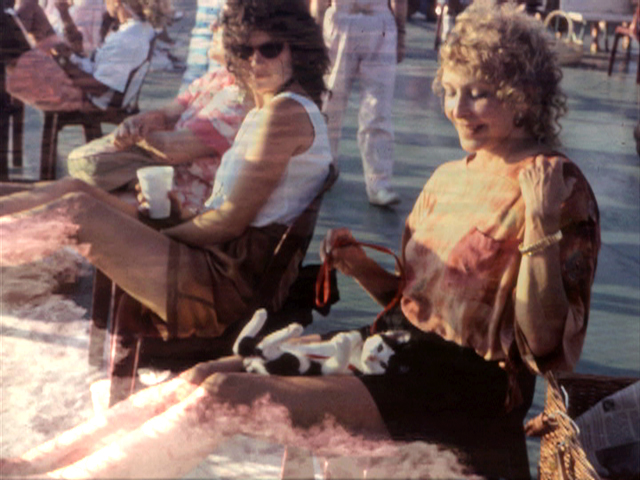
[4,362,388,479]
[2,358,242,476]
[0,178,137,218]
[0,178,169,318]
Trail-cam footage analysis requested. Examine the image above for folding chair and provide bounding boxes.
[0,97,24,178]
[88,165,340,407]
[39,37,157,180]
[1,7,31,179]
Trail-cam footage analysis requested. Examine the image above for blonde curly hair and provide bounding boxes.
[433,0,567,145]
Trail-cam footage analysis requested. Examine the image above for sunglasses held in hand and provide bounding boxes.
[235,41,285,60]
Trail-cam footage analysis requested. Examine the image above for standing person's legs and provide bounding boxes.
[357,11,398,205]
[323,8,359,161]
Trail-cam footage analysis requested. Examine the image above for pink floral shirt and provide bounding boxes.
[400,154,600,374]
[172,69,248,211]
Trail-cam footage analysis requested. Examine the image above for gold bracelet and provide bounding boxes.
[518,230,563,256]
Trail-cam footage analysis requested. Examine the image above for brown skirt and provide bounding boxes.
[159,224,289,340]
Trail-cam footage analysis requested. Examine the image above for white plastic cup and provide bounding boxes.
[136,166,174,219]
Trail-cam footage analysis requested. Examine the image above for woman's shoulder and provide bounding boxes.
[263,94,315,136]
[560,158,599,226]
[537,152,595,198]
[269,91,318,116]
[428,157,468,181]
[269,92,310,112]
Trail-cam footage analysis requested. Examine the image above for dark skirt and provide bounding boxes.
[356,309,536,479]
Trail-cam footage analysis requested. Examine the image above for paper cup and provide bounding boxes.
[136,166,174,219]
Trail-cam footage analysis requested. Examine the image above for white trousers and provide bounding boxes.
[323,6,397,191]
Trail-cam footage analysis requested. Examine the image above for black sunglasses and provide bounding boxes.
[234,41,285,60]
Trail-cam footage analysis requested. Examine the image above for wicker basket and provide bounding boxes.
[555,372,638,420]
[537,372,640,480]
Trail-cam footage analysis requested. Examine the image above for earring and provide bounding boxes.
[513,112,525,128]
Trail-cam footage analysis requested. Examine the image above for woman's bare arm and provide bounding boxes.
[163,96,314,247]
[112,100,186,149]
[514,155,575,358]
[141,129,221,165]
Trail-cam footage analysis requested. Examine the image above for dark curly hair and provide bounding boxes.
[221,0,330,109]
[433,0,567,146]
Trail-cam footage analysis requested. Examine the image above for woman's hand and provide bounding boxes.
[320,228,401,306]
[113,116,146,149]
[113,112,165,150]
[319,228,367,277]
[518,155,576,235]
[136,186,189,229]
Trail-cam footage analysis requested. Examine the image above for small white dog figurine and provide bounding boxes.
[233,309,411,376]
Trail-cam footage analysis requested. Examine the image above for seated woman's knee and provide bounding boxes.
[60,189,92,205]
[58,177,93,194]
[201,372,261,406]
[57,189,102,218]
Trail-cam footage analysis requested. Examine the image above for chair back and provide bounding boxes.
[109,35,157,112]
[554,372,639,419]
[254,164,339,313]
[120,58,151,109]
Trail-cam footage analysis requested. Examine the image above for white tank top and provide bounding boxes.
[203,92,332,227]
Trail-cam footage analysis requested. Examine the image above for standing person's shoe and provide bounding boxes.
[367,186,401,207]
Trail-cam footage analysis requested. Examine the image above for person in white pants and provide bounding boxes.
[311,0,407,206]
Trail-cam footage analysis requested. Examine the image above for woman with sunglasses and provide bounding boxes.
[1,0,331,361]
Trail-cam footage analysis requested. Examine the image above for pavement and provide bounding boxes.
[2,3,639,478]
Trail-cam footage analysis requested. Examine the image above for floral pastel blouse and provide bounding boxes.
[172,69,249,211]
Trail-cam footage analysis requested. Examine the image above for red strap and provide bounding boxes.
[315,238,405,334]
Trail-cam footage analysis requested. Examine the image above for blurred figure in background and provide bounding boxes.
[42,0,106,54]
[9,0,82,51]
[311,0,407,207]
[179,0,226,90]
[6,0,165,112]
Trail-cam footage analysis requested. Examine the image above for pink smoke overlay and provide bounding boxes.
[0,212,480,479]
[202,395,481,479]
[0,208,88,267]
